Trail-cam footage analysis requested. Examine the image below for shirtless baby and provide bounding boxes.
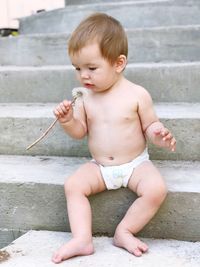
[52,13,176,264]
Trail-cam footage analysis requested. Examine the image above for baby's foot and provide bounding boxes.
[52,238,94,264]
[113,229,148,257]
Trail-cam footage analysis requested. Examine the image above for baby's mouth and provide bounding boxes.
[84,83,94,89]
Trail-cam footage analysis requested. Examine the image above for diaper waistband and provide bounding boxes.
[92,147,149,169]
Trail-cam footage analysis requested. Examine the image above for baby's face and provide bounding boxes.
[70,43,120,93]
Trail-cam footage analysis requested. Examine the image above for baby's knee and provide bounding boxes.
[146,183,167,207]
[64,175,90,196]
[157,184,168,203]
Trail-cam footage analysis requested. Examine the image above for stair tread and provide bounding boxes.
[4,24,200,37]
[1,62,199,104]
[66,0,176,8]
[1,24,200,41]
[0,155,199,193]
[0,102,200,118]
[1,230,200,267]
[1,61,200,70]
[19,1,200,35]
[1,25,200,66]
[67,0,200,5]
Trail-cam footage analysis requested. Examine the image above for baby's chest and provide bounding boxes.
[86,101,138,124]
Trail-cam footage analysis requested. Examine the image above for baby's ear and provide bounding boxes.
[115,55,127,73]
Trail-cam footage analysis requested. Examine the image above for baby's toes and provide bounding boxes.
[52,253,62,264]
[138,242,148,253]
[131,247,143,257]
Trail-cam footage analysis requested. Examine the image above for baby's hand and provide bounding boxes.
[53,100,73,124]
[154,127,176,152]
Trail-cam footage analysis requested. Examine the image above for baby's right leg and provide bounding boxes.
[52,162,106,264]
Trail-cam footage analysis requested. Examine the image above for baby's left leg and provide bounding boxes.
[113,161,167,256]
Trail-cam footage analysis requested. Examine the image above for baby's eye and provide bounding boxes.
[89,67,97,71]
[75,67,81,71]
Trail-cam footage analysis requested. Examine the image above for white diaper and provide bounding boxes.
[92,148,149,190]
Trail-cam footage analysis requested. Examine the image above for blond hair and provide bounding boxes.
[68,13,128,64]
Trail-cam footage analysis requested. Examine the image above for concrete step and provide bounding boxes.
[66,0,159,4]
[1,62,200,103]
[1,230,200,267]
[19,1,200,35]
[0,230,25,250]
[0,102,199,160]
[66,0,199,4]
[66,0,199,5]
[1,25,200,65]
[0,155,200,241]
[0,229,26,251]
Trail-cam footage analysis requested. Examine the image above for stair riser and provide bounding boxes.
[0,183,199,241]
[66,0,154,4]
[19,3,200,34]
[1,63,200,103]
[1,27,200,65]
[0,117,199,160]
[0,229,25,249]
[66,0,200,5]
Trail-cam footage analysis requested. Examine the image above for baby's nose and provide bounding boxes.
[80,70,89,79]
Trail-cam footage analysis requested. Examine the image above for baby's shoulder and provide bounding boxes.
[127,81,151,100]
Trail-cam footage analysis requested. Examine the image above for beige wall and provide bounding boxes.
[0,0,65,29]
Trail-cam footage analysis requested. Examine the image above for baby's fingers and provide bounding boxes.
[161,130,176,152]
[54,101,71,118]
[162,131,172,141]
[59,101,69,115]
[165,135,176,152]
[62,100,72,111]
[170,138,176,152]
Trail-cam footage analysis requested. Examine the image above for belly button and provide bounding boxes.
[109,156,114,160]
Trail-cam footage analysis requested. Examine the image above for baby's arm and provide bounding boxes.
[137,87,176,151]
[54,98,87,139]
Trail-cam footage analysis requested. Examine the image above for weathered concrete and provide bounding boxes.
[66,0,157,4]
[19,1,200,34]
[0,103,199,160]
[0,229,25,249]
[66,0,200,5]
[0,66,78,103]
[1,62,200,103]
[1,26,200,65]
[1,231,200,267]
[65,0,168,4]
[0,155,200,240]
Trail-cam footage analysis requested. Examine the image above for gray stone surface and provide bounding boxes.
[0,155,200,240]
[0,229,25,249]
[19,1,200,34]
[0,103,199,160]
[66,0,200,5]
[1,230,200,267]
[66,0,156,4]
[0,62,200,103]
[1,26,200,65]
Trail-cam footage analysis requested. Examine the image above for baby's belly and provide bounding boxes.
[88,134,147,166]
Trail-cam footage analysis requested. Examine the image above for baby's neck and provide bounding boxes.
[107,74,126,93]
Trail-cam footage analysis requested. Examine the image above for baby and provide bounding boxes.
[52,13,176,263]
